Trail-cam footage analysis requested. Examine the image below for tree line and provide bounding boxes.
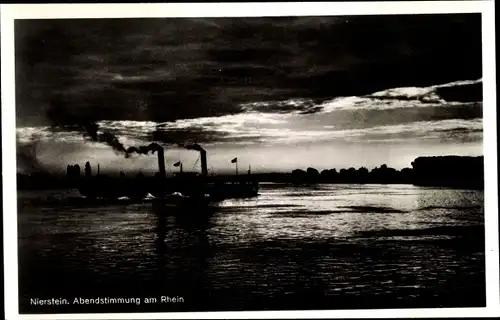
[17,156,484,190]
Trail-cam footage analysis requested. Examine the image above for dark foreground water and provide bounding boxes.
[17,184,485,314]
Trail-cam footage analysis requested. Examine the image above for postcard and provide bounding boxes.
[2,2,498,319]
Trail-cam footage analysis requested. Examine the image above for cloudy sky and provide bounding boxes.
[15,14,483,175]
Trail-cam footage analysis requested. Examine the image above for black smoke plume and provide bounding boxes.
[62,120,201,158]
[80,121,128,154]
[46,100,133,156]
[79,122,175,158]
[125,142,164,157]
[46,102,206,157]
[83,123,164,158]
[182,143,205,152]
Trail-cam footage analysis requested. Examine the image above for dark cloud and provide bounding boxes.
[343,104,482,129]
[240,98,323,114]
[150,126,230,145]
[15,14,482,128]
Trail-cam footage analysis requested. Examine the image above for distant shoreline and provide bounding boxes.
[17,155,484,191]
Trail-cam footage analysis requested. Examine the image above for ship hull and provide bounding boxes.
[76,177,259,201]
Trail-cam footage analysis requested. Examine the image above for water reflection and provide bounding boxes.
[153,201,215,246]
[150,200,216,305]
[153,202,168,256]
[17,185,486,312]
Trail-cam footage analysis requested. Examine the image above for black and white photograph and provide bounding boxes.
[2,2,499,319]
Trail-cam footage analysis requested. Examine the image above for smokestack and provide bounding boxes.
[157,148,166,176]
[200,150,208,178]
[183,143,208,178]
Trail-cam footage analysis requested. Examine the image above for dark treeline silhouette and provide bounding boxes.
[17,156,484,191]
[66,164,81,178]
[280,156,483,189]
[411,156,483,189]
[287,164,414,185]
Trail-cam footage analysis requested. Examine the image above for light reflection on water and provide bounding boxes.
[17,184,485,311]
[212,184,483,244]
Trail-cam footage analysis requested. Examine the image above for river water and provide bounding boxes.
[17,183,485,314]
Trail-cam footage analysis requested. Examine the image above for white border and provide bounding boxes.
[2,2,498,319]
[0,1,489,18]
[481,0,500,313]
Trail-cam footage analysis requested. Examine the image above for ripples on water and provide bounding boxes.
[17,184,485,313]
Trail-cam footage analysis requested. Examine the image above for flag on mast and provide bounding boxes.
[173,161,181,167]
[231,157,238,163]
